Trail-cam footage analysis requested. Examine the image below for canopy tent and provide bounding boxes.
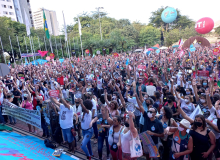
[159,46,168,50]
[30,59,48,65]
[134,49,143,52]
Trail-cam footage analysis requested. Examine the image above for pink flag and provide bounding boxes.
[38,50,48,57]
[78,58,80,62]
[178,39,184,49]
[179,50,185,58]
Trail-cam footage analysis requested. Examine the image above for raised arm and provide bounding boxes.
[128,111,138,138]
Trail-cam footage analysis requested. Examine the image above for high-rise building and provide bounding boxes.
[0,0,17,21]
[0,0,33,27]
[33,8,59,36]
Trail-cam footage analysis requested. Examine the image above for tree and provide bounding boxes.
[139,26,161,47]
[164,29,181,46]
[149,7,193,31]
[215,26,220,36]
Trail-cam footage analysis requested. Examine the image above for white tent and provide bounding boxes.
[134,49,143,52]
[159,46,168,50]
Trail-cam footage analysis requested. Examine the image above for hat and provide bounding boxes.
[179,119,190,129]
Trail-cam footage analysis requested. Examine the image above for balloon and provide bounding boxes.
[195,17,214,34]
[161,7,177,23]
[46,56,50,61]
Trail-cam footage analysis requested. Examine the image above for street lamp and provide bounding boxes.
[96,7,104,40]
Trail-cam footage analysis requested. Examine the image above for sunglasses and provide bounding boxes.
[148,111,155,114]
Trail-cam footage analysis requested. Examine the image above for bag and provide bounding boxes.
[130,133,143,158]
[111,142,118,152]
[44,139,56,149]
[71,128,77,137]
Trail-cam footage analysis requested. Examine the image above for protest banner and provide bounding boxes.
[137,65,146,70]
[102,65,107,69]
[213,48,220,55]
[1,100,41,129]
[50,53,55,59]
[197,70,209,79]
[139,131,160,158]
[49,90,60,98]
[85,49,90,54]
[113,52,119,57]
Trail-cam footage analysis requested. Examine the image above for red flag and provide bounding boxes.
[78,58,80,62]
[38,50,48,57]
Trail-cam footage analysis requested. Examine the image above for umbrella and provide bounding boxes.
[0,63,9,77]
[172,45,179,48]
[148,48,154,51]
[151,47,158,49]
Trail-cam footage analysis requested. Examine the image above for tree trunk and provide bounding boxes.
[89,48,93,56]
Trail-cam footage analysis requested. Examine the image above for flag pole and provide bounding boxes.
[79,34,83,57]
[28,35,35,64]
[37,36,41,51]
[55,36,58,58]
[0,36,6,63]
[16,35,23,64]
[9,35,15,66]
[24,36,30,62]
[49,38,53,53]
[31,36,36,61]
[69,37,71,58]
[67,38,70,58]
[44,36,47,51]
[60,37,64,58]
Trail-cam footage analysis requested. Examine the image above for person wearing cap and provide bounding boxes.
[165,119,193,160]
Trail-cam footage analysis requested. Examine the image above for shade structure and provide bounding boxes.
[182,36,210,49]
[172,45,179,48]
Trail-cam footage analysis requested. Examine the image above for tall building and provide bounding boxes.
[0,0,33,27]
[0,0,17,21]
[33,8,59,36]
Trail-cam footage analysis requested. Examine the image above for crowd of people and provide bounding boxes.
[1,43,220,160]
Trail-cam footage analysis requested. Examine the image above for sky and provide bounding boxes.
[30,0,220,31]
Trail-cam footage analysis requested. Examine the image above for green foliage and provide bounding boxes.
[0,6,200,62]
[139,26,161,47]
[216,26,220,36]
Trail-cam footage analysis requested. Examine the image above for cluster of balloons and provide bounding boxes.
[161,7,214,34]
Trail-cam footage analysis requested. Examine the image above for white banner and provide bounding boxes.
[2,100,41,129]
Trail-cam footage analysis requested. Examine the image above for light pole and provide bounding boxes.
[96,7,104,40]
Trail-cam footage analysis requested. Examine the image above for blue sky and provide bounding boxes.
[30,0,220,30]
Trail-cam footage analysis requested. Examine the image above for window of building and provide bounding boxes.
[8,5,12,9]
[29,11,31,14]
[9,12,13,15]
[3,11,8,15]
[7,0,11,2]
[27,0,29,2]
[2,5,6,8]
[1,0,5,1]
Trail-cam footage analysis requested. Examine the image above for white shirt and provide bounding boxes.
[81,110,92,130]
[59,104,74,129]
[72,104,82,122]
[97,78,103,89]
[91,99,97,117]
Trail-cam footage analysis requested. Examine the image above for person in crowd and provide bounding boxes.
[79,98,94,160]
[105,106,124,160]
[136,91,164,160]
[90,105,111,160]
[156,106,178,160]
[104,89,119,117]
[118,111,138,160]
[177,100,216,160]
[165,119,193,160]
[50,88,78,153]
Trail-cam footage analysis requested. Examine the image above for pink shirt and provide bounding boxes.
[22,101,33,110]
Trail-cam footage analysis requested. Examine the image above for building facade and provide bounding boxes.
[0,0,33,26]
[33,8,59,36]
